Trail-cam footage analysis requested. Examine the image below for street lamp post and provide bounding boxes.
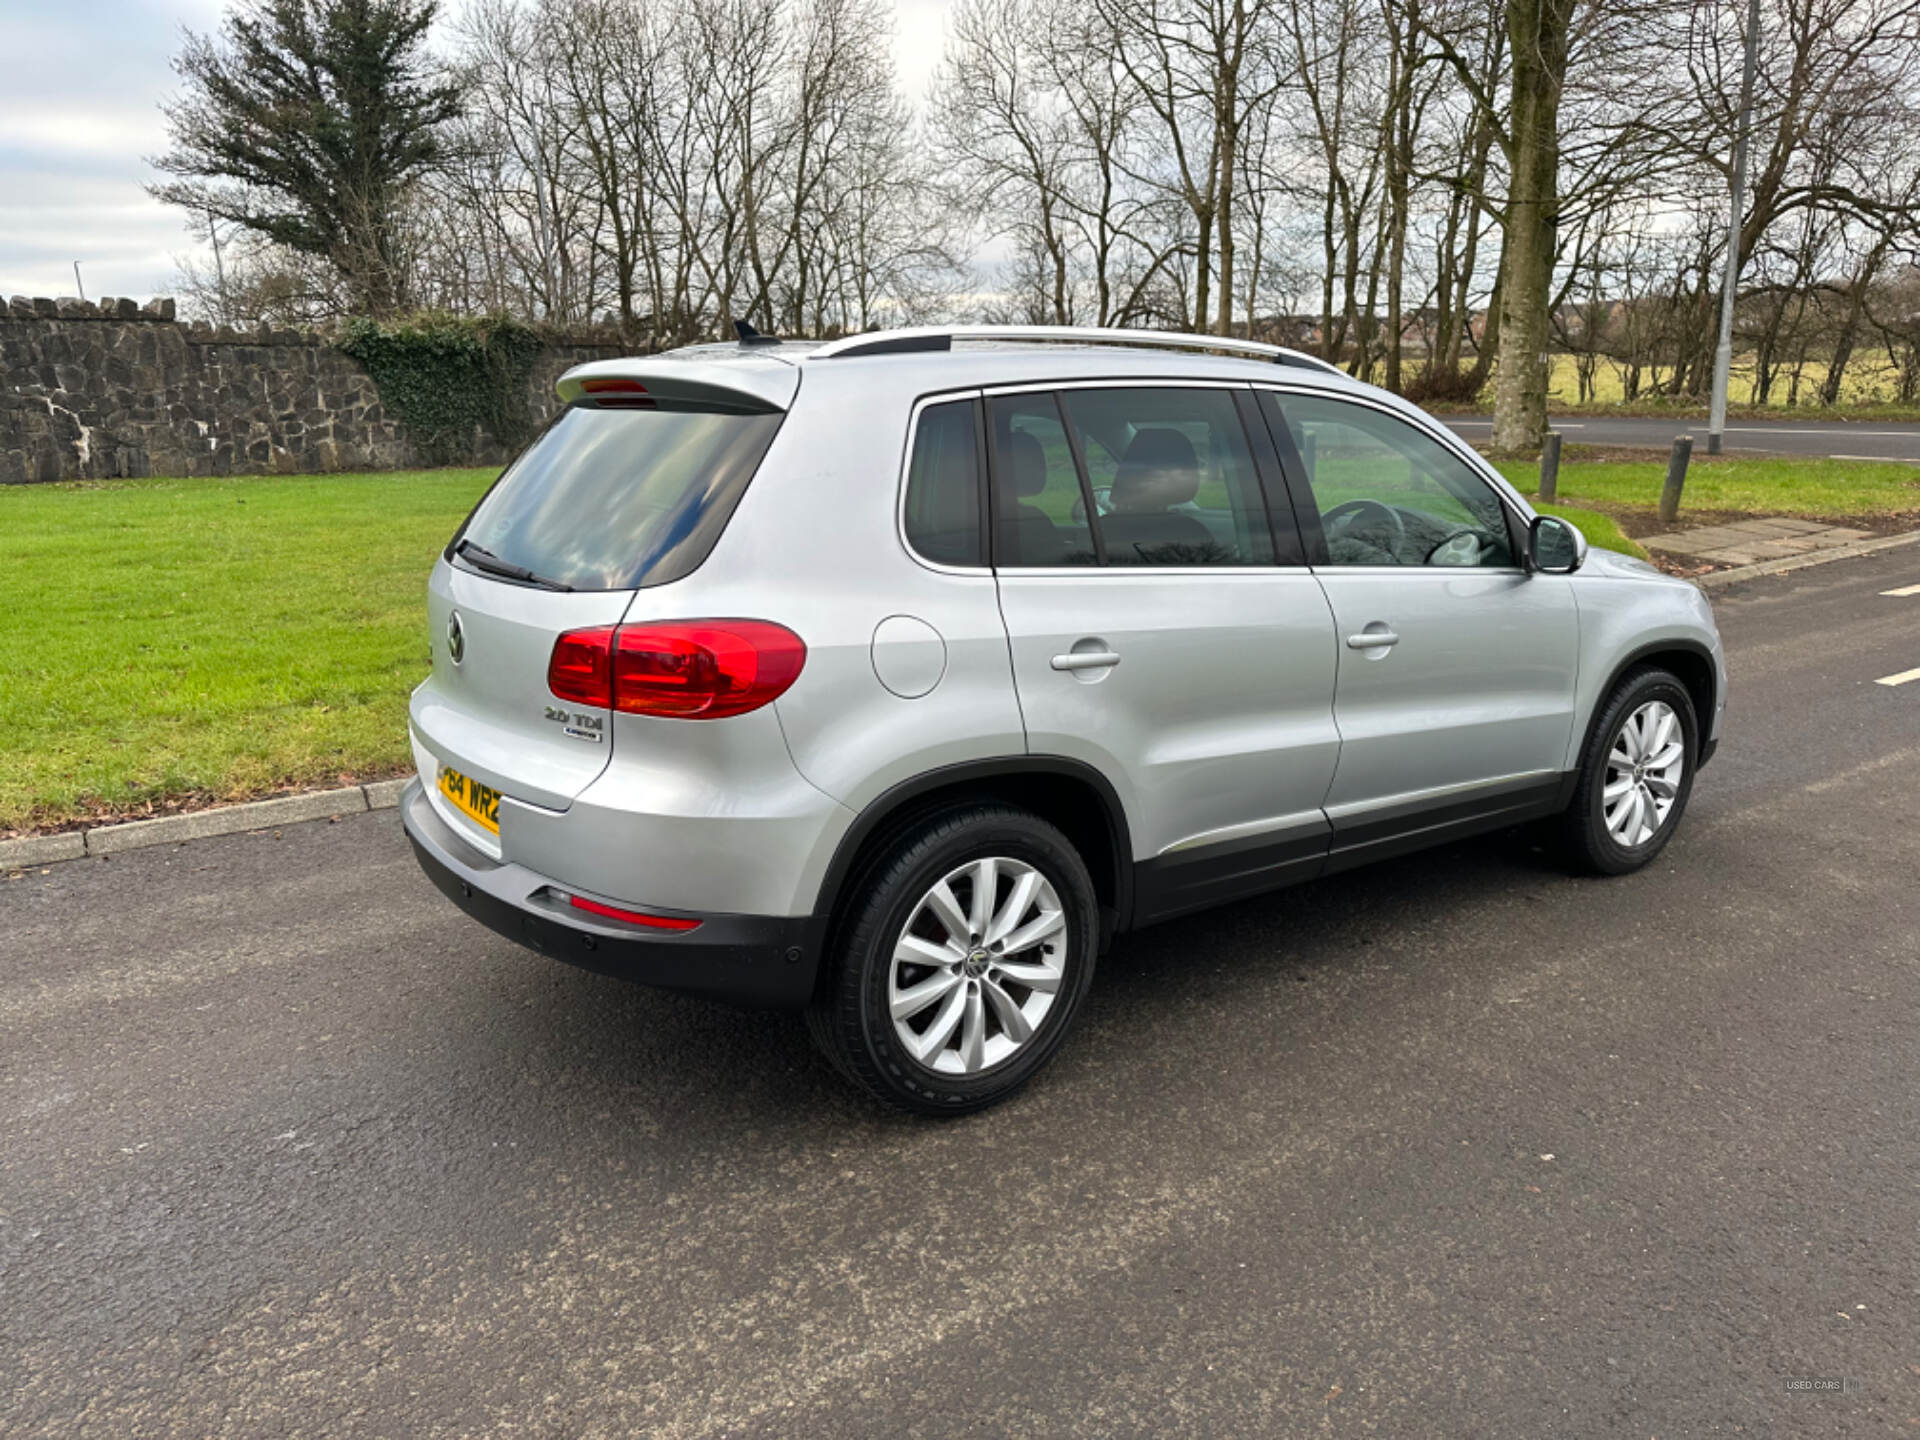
[1708,0,1762,456]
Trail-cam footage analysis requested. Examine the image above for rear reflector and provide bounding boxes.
[564,892,702,931]
[547,620,805,718]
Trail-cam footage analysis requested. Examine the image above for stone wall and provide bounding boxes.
[0,296,629,484]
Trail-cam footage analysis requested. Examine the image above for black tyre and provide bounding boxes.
[1558,665,1698,875]
[806,804,1099,1115]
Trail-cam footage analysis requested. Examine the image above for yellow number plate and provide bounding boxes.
[438,765,501,834]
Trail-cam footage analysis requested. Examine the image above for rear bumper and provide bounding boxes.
[400,779,822,1008]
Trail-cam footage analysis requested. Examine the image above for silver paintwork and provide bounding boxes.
[406,332,1726,931]
[1605,700,1685,847]
[888,856,1067,1074]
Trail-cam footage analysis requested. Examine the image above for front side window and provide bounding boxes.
[1263,392,1515,568]
[903,399,984,566]
[1059,387,1275,567]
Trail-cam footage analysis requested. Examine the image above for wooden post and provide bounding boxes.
[1658,435,1693,526]
[1539,431,1562,502]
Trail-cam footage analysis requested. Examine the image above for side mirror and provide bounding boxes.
[1529,513,1587,574]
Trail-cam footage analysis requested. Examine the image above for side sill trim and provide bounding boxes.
[1325,769,1560,835]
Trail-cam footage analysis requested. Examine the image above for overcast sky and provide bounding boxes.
[0,0,955,303]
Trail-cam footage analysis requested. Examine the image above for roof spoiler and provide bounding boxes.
[812,324,1343,374]
[556,356,798,413]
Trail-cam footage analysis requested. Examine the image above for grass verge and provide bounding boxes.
[1531,502,1646,560]
[0,468,497,833]
[1491,455,1920,526]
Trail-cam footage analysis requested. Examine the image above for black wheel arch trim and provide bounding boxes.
[1583,638,1720,770]
[809,756,1136,941]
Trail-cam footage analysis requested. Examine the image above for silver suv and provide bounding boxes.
[401,325,1726,1113]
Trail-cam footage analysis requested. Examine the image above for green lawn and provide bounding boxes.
[1531,502,1646,559]
[1492,454,1920,524]
[2,455,1851,832]
[0,468,497,832]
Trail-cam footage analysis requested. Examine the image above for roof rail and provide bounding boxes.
[811,324,1344,374]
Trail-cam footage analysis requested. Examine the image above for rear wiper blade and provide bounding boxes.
[454,539,574,592]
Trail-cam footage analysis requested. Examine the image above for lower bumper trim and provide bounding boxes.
[401,779,822,1008]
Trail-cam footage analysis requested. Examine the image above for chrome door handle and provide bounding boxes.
[1051,650,1122,672]
[1346,630,1400,649]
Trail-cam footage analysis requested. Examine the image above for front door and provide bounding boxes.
[1257,389,1580,866]
[989,384,1342,921]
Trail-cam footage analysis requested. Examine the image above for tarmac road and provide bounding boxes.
[1440,412,1920,461]
[5,547,1920,1437]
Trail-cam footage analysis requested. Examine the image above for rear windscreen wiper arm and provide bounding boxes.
[454,539,574,591]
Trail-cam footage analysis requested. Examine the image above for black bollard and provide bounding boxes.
[1658,435,1694,526]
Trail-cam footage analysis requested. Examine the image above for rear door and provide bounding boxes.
[990,383,1342,922]
[1256,389,1579,864]
[410,386,787,845]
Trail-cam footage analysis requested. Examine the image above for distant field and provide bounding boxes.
[1403,353,1920,417]
[1540,352,1912,410]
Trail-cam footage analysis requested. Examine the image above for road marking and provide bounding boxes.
[1875,667,1920,687]
[1881,584,1920,597]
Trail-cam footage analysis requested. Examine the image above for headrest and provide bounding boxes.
[1110,428,1201,512]
[1001,430,1048,497]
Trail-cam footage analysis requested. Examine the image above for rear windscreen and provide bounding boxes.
[452,402,784,591]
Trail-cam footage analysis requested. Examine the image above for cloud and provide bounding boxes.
[0,0,955,304]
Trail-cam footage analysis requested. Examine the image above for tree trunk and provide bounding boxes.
[1490,0,1575,456]
[1215,122,1237,337]
[1820,241,1888,407]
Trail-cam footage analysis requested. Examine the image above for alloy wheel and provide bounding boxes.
[1603,699,1686,848]
[888,856,1068,1075]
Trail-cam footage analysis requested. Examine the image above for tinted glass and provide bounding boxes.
[989,394,1099,567]
[1061,387,1273,567]
[454,402,783,591]
[1266,393,1515,567]
[903,400,983,566]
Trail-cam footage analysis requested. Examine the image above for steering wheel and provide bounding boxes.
[1424,529,1483,566]
[1321,498,1406,552]
[1070,486,1114,525]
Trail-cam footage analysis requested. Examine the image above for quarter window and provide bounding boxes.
[1263,392,1516,568]
[903,399,984,567]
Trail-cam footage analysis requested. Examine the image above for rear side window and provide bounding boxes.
[1059,387,1274,567]
[452,402,783,591]
[903,399,984,566]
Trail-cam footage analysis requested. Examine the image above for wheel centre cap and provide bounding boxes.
[964,948,991,977]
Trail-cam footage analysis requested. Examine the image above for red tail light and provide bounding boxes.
[547,620,805,719]
[547,625,617,707]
